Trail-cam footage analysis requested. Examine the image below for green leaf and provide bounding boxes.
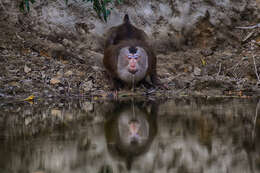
[106,9,111,16]
[93,0,102,20]
[104,0,112,4]
[101,4,108,22]
[19,1,25,12]
[19,0,117,22]
[25,0,30,11]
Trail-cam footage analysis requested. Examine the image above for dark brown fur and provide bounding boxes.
[103,14,158,89]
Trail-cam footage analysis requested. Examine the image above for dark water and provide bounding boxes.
[0,98,260,173]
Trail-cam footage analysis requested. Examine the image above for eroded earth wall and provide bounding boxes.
[1,0,259,53]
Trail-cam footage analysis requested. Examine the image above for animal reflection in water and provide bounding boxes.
[105,102,157,169]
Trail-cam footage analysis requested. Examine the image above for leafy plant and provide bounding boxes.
[19,0,123,22]
[19,0,35,12]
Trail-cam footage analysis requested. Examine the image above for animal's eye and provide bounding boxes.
[133,54,139,59]
[127,54,139,60]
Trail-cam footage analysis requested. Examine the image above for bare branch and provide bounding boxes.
[252,100,260,141]
[242,31,255,42]
[236,23,260,29]
[253,55,260,83]
[217,62,222,76]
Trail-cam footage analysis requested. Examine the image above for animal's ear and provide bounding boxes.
[124,14,130,24]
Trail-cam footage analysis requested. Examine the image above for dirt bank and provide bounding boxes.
[0,1,260,99]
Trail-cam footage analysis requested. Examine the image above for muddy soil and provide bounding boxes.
[0,6,260,100]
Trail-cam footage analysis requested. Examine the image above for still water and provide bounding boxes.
[0,98,260,173]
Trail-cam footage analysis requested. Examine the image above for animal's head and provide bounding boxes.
[117,46,149,84]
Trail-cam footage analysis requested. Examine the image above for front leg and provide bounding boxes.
[111,77,124,91]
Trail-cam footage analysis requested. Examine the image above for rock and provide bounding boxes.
[47,94,53,98]
[9,81,20,87]
[24,65,31,73]
[62,38,73,47]
[51,109,62,117]
[92,66,101,71]
[25,117,32,126]
[50,78,61,85]
[82,102,94,112]
[242,56,248,61]
[82,80,93,92]
[200,49,213,56]
[194,67,202,76]
[221,51,233,60]
[57,70,64,77]
[0,44,7,49]
[0,92,6,97]
[22,79,33,86]
[65,70,73,77]
[43,90,49,95]
[58,87,65,94]
[64,112,73,121]
[2,50,8,55]
[41,72,46,79]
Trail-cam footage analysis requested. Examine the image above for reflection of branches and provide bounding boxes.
[0,0,6,11]
[252,99,260,141]
[131,97,136,119]
[253,55,260,83]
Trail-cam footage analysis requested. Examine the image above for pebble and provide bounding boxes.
[194,67,202,76]
[24,65,31,73]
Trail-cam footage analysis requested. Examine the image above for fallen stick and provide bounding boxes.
[242,31,254,42]
[236,23,260,29]
[217,62,222,76]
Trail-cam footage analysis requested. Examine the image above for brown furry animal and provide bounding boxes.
[103,14,159,89]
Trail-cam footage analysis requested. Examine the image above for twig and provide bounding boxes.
[132,74,135,92]
[217,62,222,76]
[242,31,255,43]
[175,79,195,95]
[236,23,260,29]
[228,58,242,72]
[227,59,242,79]
[15,32,23,40]
[175,85,189,95]
[252,100,260,141]
[252,55,260,83]
[169,73,185,83]
[146,88,157,94]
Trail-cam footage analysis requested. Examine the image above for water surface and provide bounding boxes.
[0,98,260,173]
